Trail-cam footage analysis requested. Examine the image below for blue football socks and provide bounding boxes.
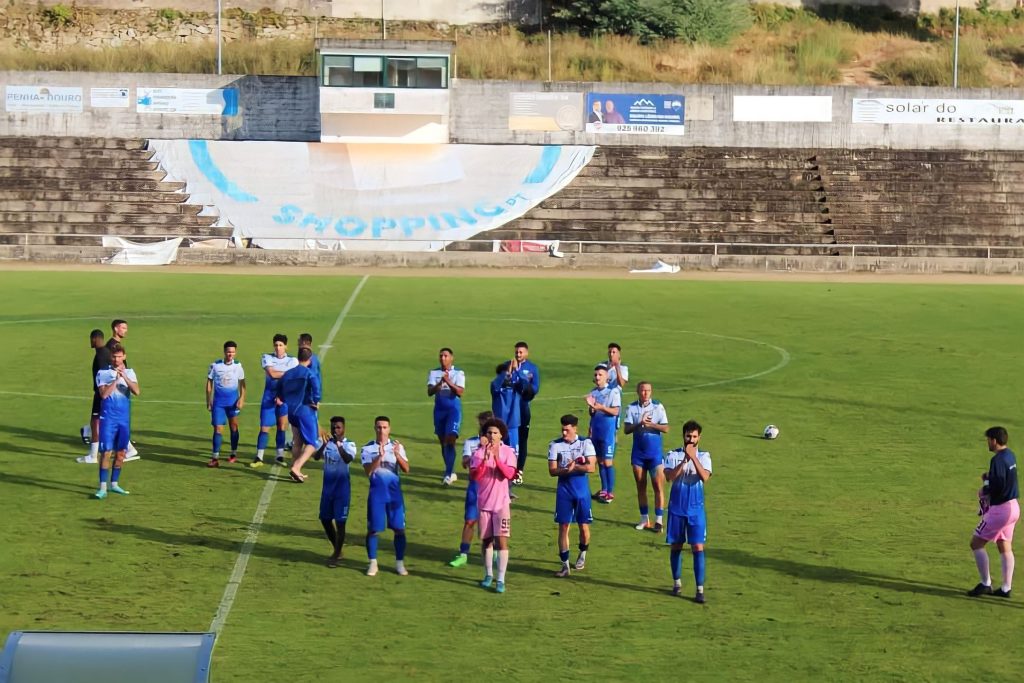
[394,533,407,561]
[670,549,683,581]
[693,550,706,587]
[366,534,379,560]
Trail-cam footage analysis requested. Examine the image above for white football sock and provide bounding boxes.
[973,548,991,585]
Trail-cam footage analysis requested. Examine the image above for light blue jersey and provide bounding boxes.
[588,384,621,443]
[665,448,712,516]
[261,353,298,405]
[208,359,244,408]
[624,400,669,460]
[96,367,137,422]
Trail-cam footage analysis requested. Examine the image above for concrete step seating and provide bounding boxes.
[487,146,831,254]
[0,136,220,246]
[815,148,1024,248]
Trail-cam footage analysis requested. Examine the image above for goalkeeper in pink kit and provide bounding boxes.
[469,418,518,594]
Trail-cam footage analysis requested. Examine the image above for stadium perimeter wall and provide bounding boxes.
[3,245,1024,277]
[2,71,1023,150]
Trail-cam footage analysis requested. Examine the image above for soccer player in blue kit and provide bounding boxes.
[548,414,596,577]
[427,347,465,486]
[624,381,670,532]
[664,420,713,603]
[319,416,357,568]
[490,361,522,454]
[511,342,540,485]
[276,347,322,482]
[587,364,621,503]
[250,334,297,468]
[93,344,140,499]
[362,416,411,577]
[298,333,321,387]
[206,340,245,467]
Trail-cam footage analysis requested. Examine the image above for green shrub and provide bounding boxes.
[41,3,74,28]
[551,0,751,45]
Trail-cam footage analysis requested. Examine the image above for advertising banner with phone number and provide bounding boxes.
[585,92,685,136]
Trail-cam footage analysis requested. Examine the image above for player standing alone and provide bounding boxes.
[362,416,411,577]
[548,414,596,577]
[427,347,465,486]
[206,341,245,467]
[664,420,712,603]
[624,382,669,531]
[968,426,1019,598]
[320,416,357,568]
[587,364,621,503]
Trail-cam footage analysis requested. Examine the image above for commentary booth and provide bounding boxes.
[317,39,452,144]
[0,631,215,683]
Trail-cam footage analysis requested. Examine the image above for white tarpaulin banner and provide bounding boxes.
[147,141,595,250]
[103,236,183,265]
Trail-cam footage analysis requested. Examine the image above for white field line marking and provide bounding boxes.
[0,318,789,408]
[318,275,369,364]
[208,275,368,636]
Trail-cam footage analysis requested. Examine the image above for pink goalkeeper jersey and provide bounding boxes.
[469,444,517,512]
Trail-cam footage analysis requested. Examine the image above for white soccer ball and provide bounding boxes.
[763,424,780,440]
[80,424,91,444]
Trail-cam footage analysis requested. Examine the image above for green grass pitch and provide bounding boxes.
[1,269,1022,681]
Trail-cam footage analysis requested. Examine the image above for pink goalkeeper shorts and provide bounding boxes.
[478,507,511,539]
[974,499,1020,542]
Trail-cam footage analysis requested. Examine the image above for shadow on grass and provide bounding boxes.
[133,429,209,445]
[714,546,1023,607]
[3,471,97,496]
[90,518,327,566]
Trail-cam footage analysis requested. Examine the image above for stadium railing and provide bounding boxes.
[4,233,1023,260]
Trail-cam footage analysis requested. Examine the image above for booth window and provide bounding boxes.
[322,55,384,87]
[322,54,448,89]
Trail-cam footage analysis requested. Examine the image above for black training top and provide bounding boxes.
[987,447,1019,506]
[92,345,112,387]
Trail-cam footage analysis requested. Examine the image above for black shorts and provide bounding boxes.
[91,390,102,418]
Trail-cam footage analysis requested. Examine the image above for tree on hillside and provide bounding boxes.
[550,0,752,44]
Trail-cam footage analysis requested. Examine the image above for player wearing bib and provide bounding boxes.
[93,344,139,500]
[624,382,669,532]
[250,334,298,468]
[427,347,466,486]
[587,364,621,504]
[968,426,1019,599]
[449,411,493,568]
[548,414,597,578]
[490,361,523,454]
[470,418,518,594]
[206,341,246,467]
[362,416,410,577]
[604,342,629,391]
[665,420,712,603]
[277,347,322,482]
[79,329,111,464]
[319,416,357,568]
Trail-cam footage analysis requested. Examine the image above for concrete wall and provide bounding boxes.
[0,71,319,141]
[24,0,1021,19]
[35,0,542,23]
[452,81,1024,151]
[4,70,1024,150]
[5,245,1024,276]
